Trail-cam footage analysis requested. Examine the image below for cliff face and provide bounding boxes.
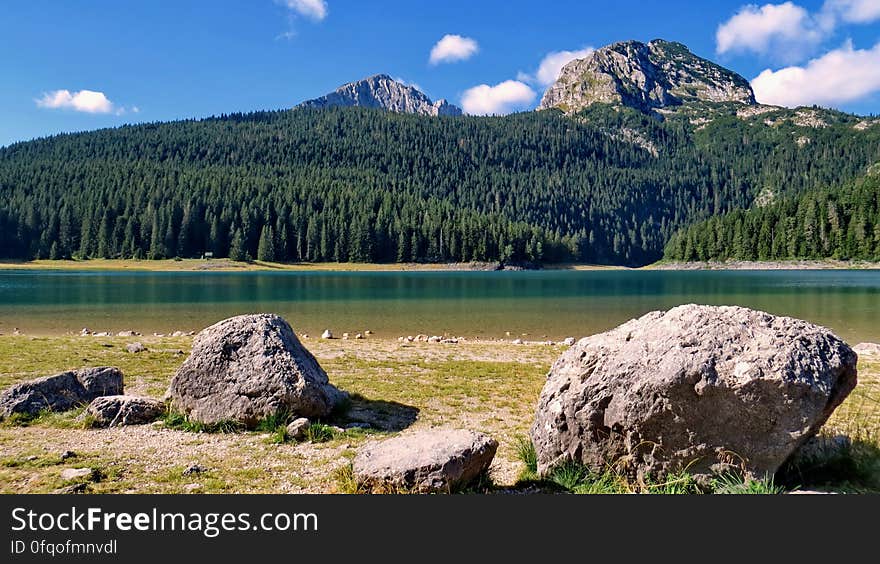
[299,74,462,116]
[539,40,756,114]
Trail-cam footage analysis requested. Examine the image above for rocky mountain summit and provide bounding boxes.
[299,74,462,116]
[539,39,757,115]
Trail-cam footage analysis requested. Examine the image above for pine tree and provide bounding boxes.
[229,228,247,262]
[256,225,276,262]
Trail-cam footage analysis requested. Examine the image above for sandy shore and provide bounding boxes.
[647,260,880,270]
[0,259,635,272]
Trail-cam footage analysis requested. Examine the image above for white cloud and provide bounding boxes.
[277,0,327,21]
[429,34,479,65]
[823,0,880,23]
[751,40,880,107]
[716,2,824,60]
[35,90,116,114]
[535,48,595,86]
[461,80,536,115]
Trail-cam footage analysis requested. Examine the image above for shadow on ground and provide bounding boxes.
[336,393,419,432]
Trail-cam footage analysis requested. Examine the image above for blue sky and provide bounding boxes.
[2,0,880,147]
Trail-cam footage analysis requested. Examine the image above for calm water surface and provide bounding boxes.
[0,270,878,342]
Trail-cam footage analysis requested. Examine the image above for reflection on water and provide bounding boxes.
[0,270,878,342]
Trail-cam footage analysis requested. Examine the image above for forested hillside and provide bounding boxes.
[664,171,880,262]
[1,105,878,266]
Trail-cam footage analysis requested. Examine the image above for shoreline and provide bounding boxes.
[1,258,878,272]
[0,259,630,273]
[645,259,880,271]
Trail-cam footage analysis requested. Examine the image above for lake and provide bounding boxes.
[0,269,878,343]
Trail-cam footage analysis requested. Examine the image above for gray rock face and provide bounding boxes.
[0,367,124,417]
[539,39,756,115]
[353,428,498,493]
[530,305,857,480]
[299,74,463,116]
[167,314,346,428]
[86,395,166,427]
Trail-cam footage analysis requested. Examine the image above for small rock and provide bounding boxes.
[117,331,136,337]
[55,483,90,494]
[563,337,577,346]
[183,483,202,493]
[60,450,77,461]
[182,464,208,476]
[512,339,523,345]
[321,329,333,340]
[171,331,185,337]
[330,426,345,434]
[93,332,112,337]
[353,429,498,493]
[0,367,124,418]
[26,455,38,461]
[853,342,880,357]
[355,333,364,340]
[342,333,350,340]
[300,333,309,339]
[428,336,441,343]
[80,328,92,336]
[406,336,414,343]
[61,468,95,481]
[364,330,373,336]
[86,396,166,427]
[125,342,147,354]
[286,417,311,441]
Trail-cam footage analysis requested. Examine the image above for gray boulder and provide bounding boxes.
[125,342,147,354]
[286,417,311,441]
[0,367,123,418]
[166,314,346,428]
[353,428,498,493]
[86,395,166,427]
[530,305,857,481]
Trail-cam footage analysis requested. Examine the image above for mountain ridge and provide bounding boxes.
[539,39,757,115]
[298,74,462,117]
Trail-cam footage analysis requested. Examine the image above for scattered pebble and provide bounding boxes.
[60,450,77,461]
[60,468,94,481]
[182,464,208,476]
[125,342,147,354]
[321,329,333,340]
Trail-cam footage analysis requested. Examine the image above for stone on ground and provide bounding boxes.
[0,367,124,418]
[166,314,346,428]
[530,305,857,480]
[86,395,166,427]
[353,428,498,493]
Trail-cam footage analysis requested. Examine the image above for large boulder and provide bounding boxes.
[86,395,166,427]
[0,367,123,418]
[353,428,498,493]
[166,314,346,428]
[530,305,857,480]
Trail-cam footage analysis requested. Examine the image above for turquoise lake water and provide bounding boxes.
[0,270,878,342]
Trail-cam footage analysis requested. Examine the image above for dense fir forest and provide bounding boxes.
[664,172,880,262]
[1,105,878,266]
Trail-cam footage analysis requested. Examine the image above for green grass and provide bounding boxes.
[162,412,244,434]
[513,437,785,495]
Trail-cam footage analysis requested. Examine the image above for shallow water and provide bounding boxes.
[0,270,878,342]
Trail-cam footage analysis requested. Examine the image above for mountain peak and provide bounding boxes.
[298,75,462,117]
[539,39,756,115]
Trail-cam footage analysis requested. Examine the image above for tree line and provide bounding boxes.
[1,105,878,265]
[664,174,880,262]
